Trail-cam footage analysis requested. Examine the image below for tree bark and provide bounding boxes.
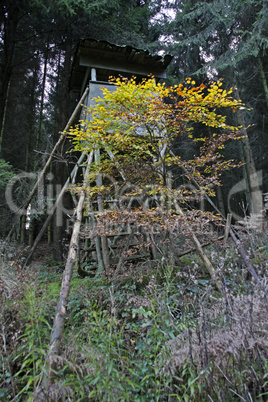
[34,48,49,170]
[216,186,226,217]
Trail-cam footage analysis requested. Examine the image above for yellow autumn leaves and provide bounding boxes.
[69,76,245,194]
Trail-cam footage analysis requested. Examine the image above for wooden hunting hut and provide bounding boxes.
[70,38,172,93]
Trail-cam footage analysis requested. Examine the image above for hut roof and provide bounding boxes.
[70,38,172,90]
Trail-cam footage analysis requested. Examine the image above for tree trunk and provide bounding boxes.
[34,48,49,170]
[0,80,10,157]
[216,186,226,217]
[52,38,75,261]
[258,56,268,108]
[0,1,20,143]
[20,66,39,243]
[234,86,263,228]
[95,149,110,270]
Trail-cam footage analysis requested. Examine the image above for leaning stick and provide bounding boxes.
[23,152,86,269]
[21,86,89,215]
[36,152,93,398]
[174,202,223,292]
[169,149,259,282]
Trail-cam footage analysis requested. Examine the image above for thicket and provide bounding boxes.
[0,229,267,401]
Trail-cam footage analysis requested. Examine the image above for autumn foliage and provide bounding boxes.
[69,77,245,231]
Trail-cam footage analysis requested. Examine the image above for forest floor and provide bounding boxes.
[0,230,268,401]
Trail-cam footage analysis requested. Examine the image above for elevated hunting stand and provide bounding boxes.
[23,39,172,274]
[70,39,172,276]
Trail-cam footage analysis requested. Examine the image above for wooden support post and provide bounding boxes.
[36,152,93,398]
[23,152,87,269]
[95,149,110,270]
[18,87,89,216]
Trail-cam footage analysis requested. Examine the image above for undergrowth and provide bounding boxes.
[0,235,267,401]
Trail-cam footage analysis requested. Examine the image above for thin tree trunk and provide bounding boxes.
[0,80,10,157]
[234,85,263,225]
[28,219,34,247]
[34,49,48,170]
[216,186,226,217]
[258,56,268,108]
[113,230,135,278]
[52,39,74,260]
[91,214,104,272]
[0,3,19,138]
[20,66,39,243]
[224,213,232,245]
[238,141,252,211]
[95,149,110,270]
[48,50,61,245]
[20,215,26,244]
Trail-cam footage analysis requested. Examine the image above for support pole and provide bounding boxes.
[95,149,110,270]
[36,152,93,398]
[23,152,87,269]
[19,87,89,215]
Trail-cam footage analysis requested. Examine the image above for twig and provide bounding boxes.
[215,363,232,384]
[229,388,247,401]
